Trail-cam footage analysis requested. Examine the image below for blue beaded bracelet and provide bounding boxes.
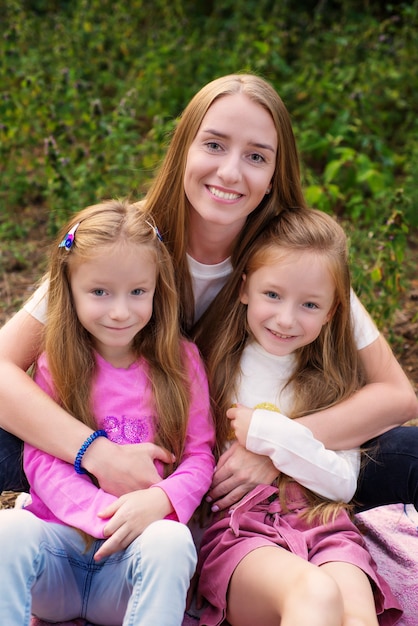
[74,430,108,475]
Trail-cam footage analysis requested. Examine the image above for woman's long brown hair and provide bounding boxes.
[142,73,307,333]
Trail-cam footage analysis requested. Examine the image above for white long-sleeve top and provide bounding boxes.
[235,342,363,502]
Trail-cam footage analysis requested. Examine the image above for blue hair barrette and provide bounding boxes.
[155,226,163,242]
[58,222,80,251]
[146,220,163,242]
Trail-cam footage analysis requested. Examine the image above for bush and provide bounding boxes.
[1,0,417,329]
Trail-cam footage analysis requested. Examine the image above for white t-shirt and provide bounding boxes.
[236,342,361,503]
[23,279,48,322]
[23,256,379,352]
[187,254,232,323]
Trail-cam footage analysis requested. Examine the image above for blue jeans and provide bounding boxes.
[0,428,29,491]
[0,510,196,626]
[1,425,418,510]
[354,425,418,511]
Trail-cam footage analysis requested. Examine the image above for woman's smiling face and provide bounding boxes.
[184,93,277,235]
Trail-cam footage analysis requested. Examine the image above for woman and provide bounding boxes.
[0,73,416,518]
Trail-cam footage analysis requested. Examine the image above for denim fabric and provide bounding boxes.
[0,511,196,626]
[0,428,28,492]
[355,425,418,512]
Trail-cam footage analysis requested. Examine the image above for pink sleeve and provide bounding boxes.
[153,342,215,523]
[24,445,117,538]
[29,347,214,530]
[24,355,117,538]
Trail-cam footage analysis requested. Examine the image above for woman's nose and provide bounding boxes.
[217,152,241,184]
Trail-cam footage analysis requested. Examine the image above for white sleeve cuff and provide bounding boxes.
[247,409,360,502]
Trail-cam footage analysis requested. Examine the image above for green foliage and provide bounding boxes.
[1,0,417,331]
[345,190,410,337]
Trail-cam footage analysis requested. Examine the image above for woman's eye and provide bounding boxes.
[205,141,222,151]
[304,302,318,309]
[249,153,265,163]
[266,291,279,300]
[131,289,144,296]
[93,289,106,296]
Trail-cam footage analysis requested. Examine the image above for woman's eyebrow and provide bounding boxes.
[201,128,276,153]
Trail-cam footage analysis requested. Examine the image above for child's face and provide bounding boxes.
[240,249,335,356]
[184,93,277,237]
[69,243,157,366]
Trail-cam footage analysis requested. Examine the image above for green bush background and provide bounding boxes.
[1,0,417,333]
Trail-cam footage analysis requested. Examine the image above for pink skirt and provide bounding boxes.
[197,484,402,626]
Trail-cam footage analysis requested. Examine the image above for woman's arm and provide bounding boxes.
[0,309,92,455]
[0,308,170,495]
[297,335,418,450]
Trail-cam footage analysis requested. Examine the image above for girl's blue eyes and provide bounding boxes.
[265,292,319,309]
[92,289,144,296]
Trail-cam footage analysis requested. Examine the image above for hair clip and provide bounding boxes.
[155,226,163,242]
[146,220,163,242]
[58,222,80,251]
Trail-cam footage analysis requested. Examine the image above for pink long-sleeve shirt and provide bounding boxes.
[24,341,215,538]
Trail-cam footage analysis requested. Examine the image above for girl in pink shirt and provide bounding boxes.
[0,200,215,626]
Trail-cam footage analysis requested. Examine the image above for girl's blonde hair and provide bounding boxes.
[142,73,307,332]
[43,199,190,466]
[200,207,365,521]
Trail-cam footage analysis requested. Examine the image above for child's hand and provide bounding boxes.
[226,404,254,446]
[93,487,173,561]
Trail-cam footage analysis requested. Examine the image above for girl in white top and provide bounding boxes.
[196,207,401,626]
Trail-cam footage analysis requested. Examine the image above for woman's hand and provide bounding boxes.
[206,441,278,512]
[83,438,175,496]
[94,487,173,560]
